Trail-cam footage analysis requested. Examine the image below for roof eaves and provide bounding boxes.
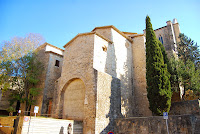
[46,43,64,51]
[36,42,48,51]
[45,51,63,57]
[92,25,114,31]
[36,42,64,52]
[64,32,95,48]
[131,34,144,38]
[122,32,138,35]
[95,32,113,44]
[92,25,133,43]
[154,26,167,31]
[63,31,113,48]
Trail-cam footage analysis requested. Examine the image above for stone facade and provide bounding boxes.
[39,43,64,115]
[50,26,153,133]
[17,18,183,133]
[95,71,121,133]
[92,26,134,117]
[53,33,97,134]
[19,43,64,115]
[131,34,152,117]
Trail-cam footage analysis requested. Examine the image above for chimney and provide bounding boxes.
[166,20,172,26]
[173,18,178,24]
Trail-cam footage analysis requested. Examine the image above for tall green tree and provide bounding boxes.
[176,59,200,95]
[178,33,200,69]
[168,33,200,97]
[0,33,45,115]
[158,40,179,92]
[168,57,180,92]
[146,16,172,115]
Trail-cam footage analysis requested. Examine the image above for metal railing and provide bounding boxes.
[16,110,58,117]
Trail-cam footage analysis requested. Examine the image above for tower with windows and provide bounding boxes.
[154,18,180,57]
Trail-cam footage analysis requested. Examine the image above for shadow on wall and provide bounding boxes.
[100,76,121,134]
[100,34,122,134]
[120,40,133,117]
[58,91,64,119]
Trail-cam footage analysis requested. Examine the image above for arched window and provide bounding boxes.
[159,35,164,44]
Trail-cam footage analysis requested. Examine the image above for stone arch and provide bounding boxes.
[61,78,86,120]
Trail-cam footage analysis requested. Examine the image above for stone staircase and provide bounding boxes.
[21,117,82,134]
[73,121,83,134]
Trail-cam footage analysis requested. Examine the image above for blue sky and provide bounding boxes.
[0,0,199,49]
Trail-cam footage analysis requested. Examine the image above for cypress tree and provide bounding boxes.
[158,40,179,92]
[146,16,172,115]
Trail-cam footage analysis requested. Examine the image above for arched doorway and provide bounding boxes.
[63,79,85,120]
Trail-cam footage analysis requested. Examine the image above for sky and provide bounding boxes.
[0,0,199,49]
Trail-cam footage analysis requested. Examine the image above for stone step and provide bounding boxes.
[73,121,83,134]
[21,117,77,134]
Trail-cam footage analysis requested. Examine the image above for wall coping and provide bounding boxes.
[92,25,133,43]
[115,114,200,120]
[63,31,113,48]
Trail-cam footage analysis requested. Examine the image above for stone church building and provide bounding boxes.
[29,19,180,133]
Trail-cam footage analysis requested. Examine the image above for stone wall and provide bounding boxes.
[93,27,134,117]
[170,100,200,115]
[115,115,200,134]
[172,23,181,45]
[131,35,152,117]
[154,26,173,55]
[35,47,50,115]
[111,29,133,117]
[93,34,110,73]
[41,51,63,115]
[154,20,180,57]
[95,71,121,134]
[53,33,97,134]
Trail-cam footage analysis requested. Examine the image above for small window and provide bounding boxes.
[55,60,60,67]
[102,45,107,52]
[159,35,164,44]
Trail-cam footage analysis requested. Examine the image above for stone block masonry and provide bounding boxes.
[48,21,181,133]
[131,34,152,117]
[170,100,200,115]
[53,33,97,134]
[115,115,200,134]
[52,26,152,133]
[95,71,121,134]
